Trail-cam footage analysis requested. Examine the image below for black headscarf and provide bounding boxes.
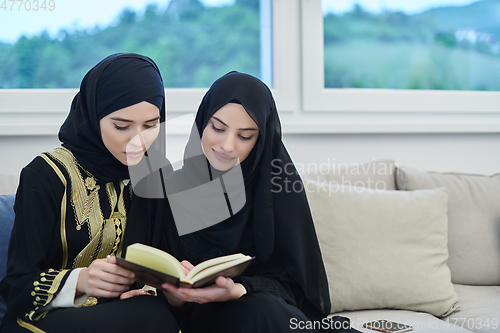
[165,72,331,320]
[59,53,166,183]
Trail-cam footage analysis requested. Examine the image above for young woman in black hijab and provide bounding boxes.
[0,53,178,333]
[159,72,358,333]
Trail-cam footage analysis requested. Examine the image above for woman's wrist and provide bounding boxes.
[75,268,88,296]
[233,283,247,299]
[163,291,186,307]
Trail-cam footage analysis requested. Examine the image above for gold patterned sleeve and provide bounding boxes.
[0,159,73,322]
[27,269,70,320]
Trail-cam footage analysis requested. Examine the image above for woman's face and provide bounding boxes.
[100,101,160,166]
[201,103,259,171]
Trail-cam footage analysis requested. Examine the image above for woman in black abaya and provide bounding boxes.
[160,71,358,333]
[0,53,177,333]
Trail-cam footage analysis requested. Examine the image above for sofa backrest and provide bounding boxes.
[0,195,15,323]
[0,174,18,195]
[300,159,398,191]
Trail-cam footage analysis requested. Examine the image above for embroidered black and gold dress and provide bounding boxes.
[0,54,179,333]
[0,148,177,332]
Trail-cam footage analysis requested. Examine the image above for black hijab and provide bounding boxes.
[58,53,172,253]
[165,71,331,320]
[59,53,166,183]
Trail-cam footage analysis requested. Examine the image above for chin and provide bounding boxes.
[211,164,233,171]
[116,155,142,166]
[125,155,145,166]
[208,156,237,171]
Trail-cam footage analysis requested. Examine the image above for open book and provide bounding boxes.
[115,243,254,289]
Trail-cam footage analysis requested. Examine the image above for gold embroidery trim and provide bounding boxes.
[40,154,68,268]
[47,148,104,267]
[107,181,127,257]
[47,148,102,238]
[27,269,68,321]
[82,296,98,307]
[17,318,47,333]
[46,148,128,268]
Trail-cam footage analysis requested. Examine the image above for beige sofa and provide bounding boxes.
[301,160,500,333]
[2,163,499,332]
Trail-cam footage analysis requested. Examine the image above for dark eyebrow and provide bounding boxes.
[212,116,258,131]
[110,117,160,123]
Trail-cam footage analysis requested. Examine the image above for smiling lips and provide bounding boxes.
[124,150,145,159]
[212,149,236,163]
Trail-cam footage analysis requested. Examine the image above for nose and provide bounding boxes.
[219,133,235,152]
[128,127,146,150]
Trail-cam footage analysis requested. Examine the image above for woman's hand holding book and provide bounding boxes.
[162,275,246,306]
[76,255,135,298]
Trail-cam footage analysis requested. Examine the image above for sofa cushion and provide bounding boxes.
[306,185,459,317]
[395,167,500,285]
[332,308,473,332]
[300,159,397,191]
[0,194,15,322]
[443,284,500,333]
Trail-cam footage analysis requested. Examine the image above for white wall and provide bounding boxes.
[283,133,500,175]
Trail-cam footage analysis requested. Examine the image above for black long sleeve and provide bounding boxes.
[0,161,72,322]
[1,150,133,324]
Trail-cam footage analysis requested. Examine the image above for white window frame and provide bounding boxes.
[1,0,499,136]
[299,0,500,133]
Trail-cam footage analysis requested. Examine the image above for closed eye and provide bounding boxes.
[144,120,159,130]
[114,124,129,131]
[211,123,224,133]
[239,135,253,141]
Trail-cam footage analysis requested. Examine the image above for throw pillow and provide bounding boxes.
[306,185,459,317]
[396,167,500,285]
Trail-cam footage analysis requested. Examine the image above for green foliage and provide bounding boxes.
[415,0,500,34]
[324,40,500,90]
[435,32,457,48]
[0,0,260,88]
[323,0,500,90]
[2,0,499,91]
[0,43,17,88]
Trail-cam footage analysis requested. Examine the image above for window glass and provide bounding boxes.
[323,0,500,90]
[0,0,269,88]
